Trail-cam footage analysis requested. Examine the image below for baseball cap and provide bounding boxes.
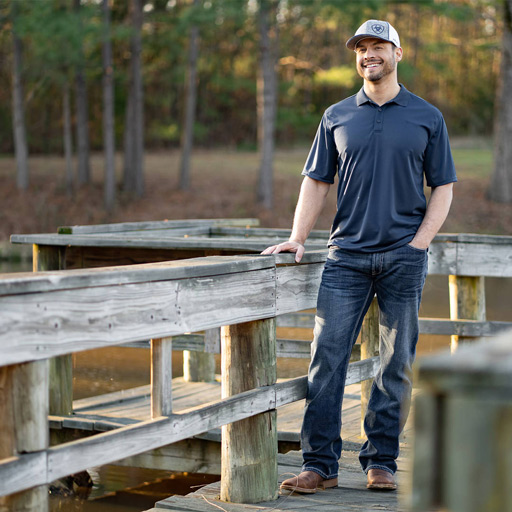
[346,20,401,50]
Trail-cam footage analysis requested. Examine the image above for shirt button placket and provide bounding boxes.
[375,107,383,132]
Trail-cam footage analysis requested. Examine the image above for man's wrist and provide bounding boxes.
[409,236,430,249]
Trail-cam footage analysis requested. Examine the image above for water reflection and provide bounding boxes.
[50,467,219,511]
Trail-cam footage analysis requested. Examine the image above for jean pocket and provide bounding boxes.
[406,243,428,253]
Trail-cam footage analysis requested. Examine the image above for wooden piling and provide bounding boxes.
[0,361,49,512]
[151,337,173,418]
[220,318,278,503]
[360,297,379,437]
[183,328,218,382]
[449,275,486,351]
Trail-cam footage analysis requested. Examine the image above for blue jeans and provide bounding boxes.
[301,243,428,478]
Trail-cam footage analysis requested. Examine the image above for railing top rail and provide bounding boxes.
[0,251,327,297]
[56,218,260,235]
[0,251,327,367]
[418,331,512,391]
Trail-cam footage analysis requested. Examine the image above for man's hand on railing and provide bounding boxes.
[261,241,305,263]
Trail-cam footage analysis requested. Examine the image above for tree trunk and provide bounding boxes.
[11,5,29,191]
[123,0,144,196]
[257,0,278,210]
[74,0,91,186]
[63,81,74,196]
[179,0,200,191]
[489,0,512,203]
[132,0,144,197]
[123,80,136,191]
[102,0,115,212]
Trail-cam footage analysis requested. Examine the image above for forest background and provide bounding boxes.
[1,0,511,248]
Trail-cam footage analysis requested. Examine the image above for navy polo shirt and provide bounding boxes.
[302,85,457,252]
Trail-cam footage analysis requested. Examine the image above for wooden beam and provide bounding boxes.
[0,268,276,366]
[220,319,278,503]
[57,218,260,235]
[0,255,273,296]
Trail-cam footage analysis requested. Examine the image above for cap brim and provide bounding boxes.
[345,34,392,50]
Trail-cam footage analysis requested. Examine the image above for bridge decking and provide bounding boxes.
[145,448,411,512]
[66,376,415,512]
[66,378,415,450]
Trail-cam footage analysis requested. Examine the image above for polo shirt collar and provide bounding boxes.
[356,84,410,107]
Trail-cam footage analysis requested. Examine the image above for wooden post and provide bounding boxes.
[448,275,486,351]
[0,360,49,511]
[183,328,218,382]
[151,337,173,418]
[360,297,379,438]
[220,318,278,504]
[412,334,512,512]
[33,244,73,423]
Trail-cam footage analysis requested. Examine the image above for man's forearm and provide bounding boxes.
[411,182,454,249]
[290,177,331,244]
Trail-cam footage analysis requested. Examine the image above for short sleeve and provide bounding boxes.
[301,113,338,183]
[423,114,457,187]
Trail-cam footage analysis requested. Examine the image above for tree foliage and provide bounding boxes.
[0,0,502,155]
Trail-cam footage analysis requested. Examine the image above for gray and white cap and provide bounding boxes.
[346,20,401,50]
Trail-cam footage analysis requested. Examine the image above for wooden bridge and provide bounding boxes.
[1,219,511,511]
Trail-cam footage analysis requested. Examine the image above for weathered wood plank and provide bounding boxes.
[276,312,315,328]
[417,333,512,391]
[57,218,260,235]
[45,385,277,483]
[63,246,221,270]
[275,263,323,314]
[153,449,408,512]
[0,255,273,296]
[277,313,512,338]
[455,241,512,277]
[0,452,48,500]
[113,437,221,475]
[210,227,329,240]
[419,318,512,337]
[12,233,328,253]
[0,268,276,366]
[427,241,457,275]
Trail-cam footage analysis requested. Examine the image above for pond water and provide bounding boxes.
[2,261,511,511]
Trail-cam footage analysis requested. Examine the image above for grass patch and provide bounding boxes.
[452,148,493,179]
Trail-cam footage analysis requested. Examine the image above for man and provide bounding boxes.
[262,19,456,492]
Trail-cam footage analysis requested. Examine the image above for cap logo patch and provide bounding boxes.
[371,24,384,34]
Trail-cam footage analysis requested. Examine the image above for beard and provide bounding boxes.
[357,56,396,82]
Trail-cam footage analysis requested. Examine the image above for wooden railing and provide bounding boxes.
[0,250,377,510]
[1,232,511,510]
[412,331,512,512]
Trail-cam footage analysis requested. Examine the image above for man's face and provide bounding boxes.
[355,38,402,83]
